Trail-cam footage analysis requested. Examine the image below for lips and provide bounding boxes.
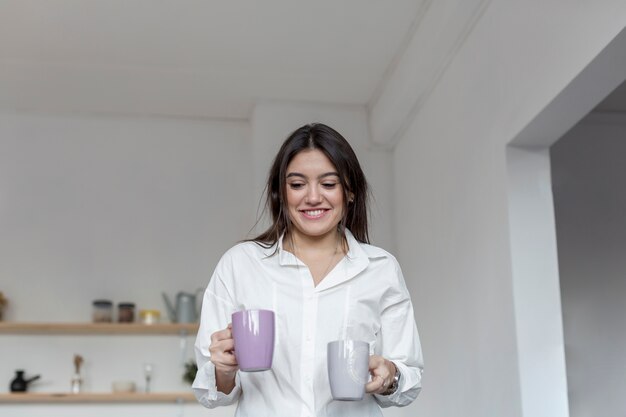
[300,209,329,219]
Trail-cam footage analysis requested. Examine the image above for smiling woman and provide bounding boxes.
[256,123,370,248]
[192,123,423,417]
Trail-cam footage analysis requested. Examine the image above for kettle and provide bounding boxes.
[162,289,203,323]
[10,370,41,392]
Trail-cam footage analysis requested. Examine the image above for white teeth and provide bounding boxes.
[304,210,324,216]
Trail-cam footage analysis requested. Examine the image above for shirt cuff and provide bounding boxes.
[192,361,241,407]
[374,360,407,402]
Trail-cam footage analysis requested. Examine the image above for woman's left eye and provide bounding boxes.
[322,183,337,188]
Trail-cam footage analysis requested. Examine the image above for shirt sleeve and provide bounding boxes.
[192,251,242,408]
[373,258,424,408]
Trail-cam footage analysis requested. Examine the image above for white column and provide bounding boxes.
[506,146,570,417]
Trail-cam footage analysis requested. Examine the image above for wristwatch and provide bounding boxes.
[381,365,401,396]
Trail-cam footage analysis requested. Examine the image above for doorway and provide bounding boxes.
[506,27,626,417]
[551,84,626,417]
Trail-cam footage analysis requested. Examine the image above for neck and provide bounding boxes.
[284,229,343,254]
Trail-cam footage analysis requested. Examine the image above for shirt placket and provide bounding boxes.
[299,268,318,417]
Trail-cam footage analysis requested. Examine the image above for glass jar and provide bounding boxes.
[139,309,161,325]
[92,300,113,323]
[117,302,135,323]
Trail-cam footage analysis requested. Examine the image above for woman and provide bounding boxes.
[193,123,423,416]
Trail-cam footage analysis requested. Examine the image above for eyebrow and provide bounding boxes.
[286,172,340,179]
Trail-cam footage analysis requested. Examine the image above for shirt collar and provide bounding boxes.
[315,229,370,292]
[259,233,303,266]
[260,230,383,291]
[277,233,302,266]
[263,230,367,259]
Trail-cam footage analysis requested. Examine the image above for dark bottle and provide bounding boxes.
[10,370,41,392]
[117,302,136,323]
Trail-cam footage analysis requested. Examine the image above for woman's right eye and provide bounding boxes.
[288,183,304,189]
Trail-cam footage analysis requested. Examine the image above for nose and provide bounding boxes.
[305,186,322,204]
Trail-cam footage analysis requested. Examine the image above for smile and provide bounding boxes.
[300,209,329,219]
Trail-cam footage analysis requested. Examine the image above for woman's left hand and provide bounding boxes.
[365,355,397,394]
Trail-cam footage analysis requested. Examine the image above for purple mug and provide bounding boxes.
[231,309,275,372]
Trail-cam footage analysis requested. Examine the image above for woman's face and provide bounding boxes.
[285,149,345,242]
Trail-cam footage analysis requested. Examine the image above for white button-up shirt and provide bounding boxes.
[193,230,423,417]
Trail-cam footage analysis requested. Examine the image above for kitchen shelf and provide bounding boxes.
[0,392,196,403]
[0,322,199,335]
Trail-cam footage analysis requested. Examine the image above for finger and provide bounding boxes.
[211,353,238,366]
[365,374,386,393]
[209,339,235,358]
[210,348,239,366]
[364,380,378,393]
[210,327,233,343]
[212,358,239,372]
[377,374,387,390]
[217,327,233,340]
[216,338,235,352]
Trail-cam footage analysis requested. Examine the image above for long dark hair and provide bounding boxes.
[252,123,370,247]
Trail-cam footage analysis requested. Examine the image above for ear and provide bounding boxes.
[348,192,355,203]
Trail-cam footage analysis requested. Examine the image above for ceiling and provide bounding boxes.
[0,1,426,120]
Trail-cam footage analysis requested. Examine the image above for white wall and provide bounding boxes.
[379,1,626,416]
[551,112,626,417]
[0,111,249,416]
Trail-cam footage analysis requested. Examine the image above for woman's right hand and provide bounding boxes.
[209,324,239,393]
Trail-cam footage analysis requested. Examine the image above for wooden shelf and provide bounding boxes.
[0,322,199,335]
[0,392,196,403]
